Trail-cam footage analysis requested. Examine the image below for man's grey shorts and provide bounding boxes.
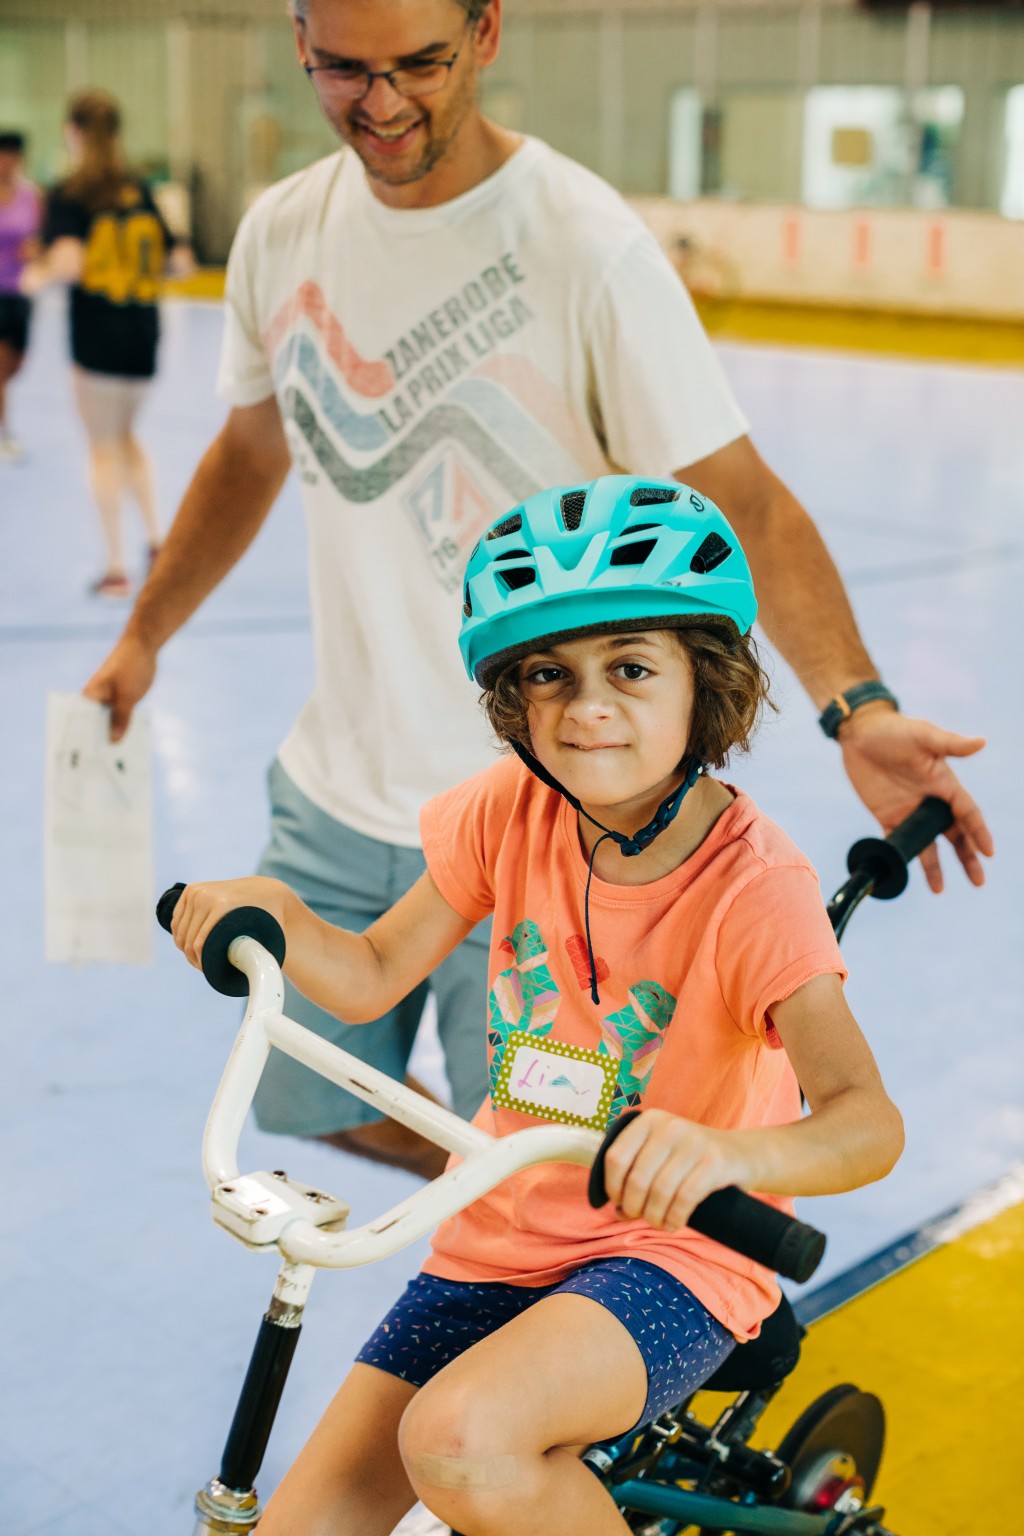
[252,759,491,1137]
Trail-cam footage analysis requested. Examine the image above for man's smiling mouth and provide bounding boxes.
[356,119,424,144]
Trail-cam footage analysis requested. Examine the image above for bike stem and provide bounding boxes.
[194,1260,313,1534]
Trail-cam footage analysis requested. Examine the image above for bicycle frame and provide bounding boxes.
[185,792,956,1533]
[192,936,860,1536]
[194,933,604,1532]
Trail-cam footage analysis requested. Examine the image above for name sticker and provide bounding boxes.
[493,1032,618,1130]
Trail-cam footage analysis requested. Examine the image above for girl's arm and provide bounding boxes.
[171,871,476,1023]
[603,971,904,1233]
[20,236,84,294]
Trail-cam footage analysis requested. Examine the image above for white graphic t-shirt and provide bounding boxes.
[218,138,749,844]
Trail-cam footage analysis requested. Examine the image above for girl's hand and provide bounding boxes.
[601,1109,751,1233]
[171,876,289,971]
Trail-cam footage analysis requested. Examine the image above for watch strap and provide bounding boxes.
[818,681,899,739]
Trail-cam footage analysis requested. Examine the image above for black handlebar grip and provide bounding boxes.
[687,1187,826,1285]
[587,1110,826,1285]
[155,883,287,997]
[846,795,954,901]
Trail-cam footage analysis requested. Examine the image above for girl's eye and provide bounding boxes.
[617,662,651,681]
[523,665,566,687]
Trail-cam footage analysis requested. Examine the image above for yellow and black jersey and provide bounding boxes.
[42,178,172,378]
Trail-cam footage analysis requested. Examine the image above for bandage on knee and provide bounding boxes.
[414,1452,517,1489]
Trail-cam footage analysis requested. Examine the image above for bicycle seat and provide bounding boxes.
[700,1293,804,1393]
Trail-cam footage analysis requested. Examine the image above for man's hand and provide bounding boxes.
[838,702,992,892]
[79,399,292,743]
[83,633,158,743]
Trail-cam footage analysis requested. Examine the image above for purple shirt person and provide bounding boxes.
[0,130,42,458]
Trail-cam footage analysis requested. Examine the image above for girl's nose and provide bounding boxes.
[564,676,614,720]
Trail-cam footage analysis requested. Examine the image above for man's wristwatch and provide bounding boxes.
[818,681,899,740]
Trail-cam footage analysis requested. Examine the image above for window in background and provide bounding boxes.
[718,90,804,203]
[802,85,964,210]
[912,86,964,208]
[668,89,702,200]
[802,86,907,208]
[1002,85,1024,219]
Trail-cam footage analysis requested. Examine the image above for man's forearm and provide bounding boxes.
[126,429,288,652]
[731,480,878,710]
[684,445,880,710]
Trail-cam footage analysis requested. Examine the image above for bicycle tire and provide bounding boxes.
[775,1382,885,1510]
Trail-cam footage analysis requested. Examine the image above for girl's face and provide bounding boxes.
[518,630,695,824]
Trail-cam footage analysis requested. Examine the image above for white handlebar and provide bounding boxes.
[202,936,602,1268]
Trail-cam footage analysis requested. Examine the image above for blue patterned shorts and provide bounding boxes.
[356,1256,736,1430]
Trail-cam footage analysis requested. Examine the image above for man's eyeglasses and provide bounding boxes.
[303,23,472,101]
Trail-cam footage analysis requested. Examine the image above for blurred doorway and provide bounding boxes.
[1002,84,1024,218]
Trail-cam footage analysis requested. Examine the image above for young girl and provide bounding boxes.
[173,475,904,1536]
[25,91,190,595]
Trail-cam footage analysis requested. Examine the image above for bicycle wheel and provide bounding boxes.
[775,1383,885,1511]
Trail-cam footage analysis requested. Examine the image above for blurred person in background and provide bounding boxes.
[23,90,191,597]
[0,130,42,462]
[84,0,991,1180]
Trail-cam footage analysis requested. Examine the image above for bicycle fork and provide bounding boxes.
[193,1260,314,1534]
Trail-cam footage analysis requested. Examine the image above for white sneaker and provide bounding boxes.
[390,1507,451,1536]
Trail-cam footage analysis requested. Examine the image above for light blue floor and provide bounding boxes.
[2,294,1022,1533]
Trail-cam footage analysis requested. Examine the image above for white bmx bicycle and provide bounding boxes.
[157,794,951,1536]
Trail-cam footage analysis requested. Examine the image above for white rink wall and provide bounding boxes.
[632,198,1024,319]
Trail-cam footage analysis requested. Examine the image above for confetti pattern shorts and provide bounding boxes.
[356,1256,736,1430]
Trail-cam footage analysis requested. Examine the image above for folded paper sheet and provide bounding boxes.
[44,692,154,965]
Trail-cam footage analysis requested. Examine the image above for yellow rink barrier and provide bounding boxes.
[165,268,228,301]
[166,269,1024,367]
[693,296,1024,369]
[695,1192,1024,1535]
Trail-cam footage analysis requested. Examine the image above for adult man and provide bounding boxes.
[86,0,991,1180]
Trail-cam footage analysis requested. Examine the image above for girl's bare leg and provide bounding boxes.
[257,1361,419,1536]
[400,1292,649,1536]
[120,430,161,546]
[0,341,24,429]
[86,438,127,575]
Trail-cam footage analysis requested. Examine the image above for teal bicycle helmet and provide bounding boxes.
[459,476,759,1006]
[460,475,756,689]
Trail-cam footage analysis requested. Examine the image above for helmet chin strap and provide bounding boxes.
[508,739,705,855]
[508,740,706,1004]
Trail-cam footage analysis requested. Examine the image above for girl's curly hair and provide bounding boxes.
[482,625,776,769]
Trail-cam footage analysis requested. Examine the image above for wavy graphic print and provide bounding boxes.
[267,275,587,508]
[286,387,542,506]
[262,280,395,398]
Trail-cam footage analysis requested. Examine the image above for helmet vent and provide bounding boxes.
[559,490,588,530]
[462,586,472,618]
[496,565,537,594]
[610,539,657,567]
[690,533,732,574]
[629,486,680,508]
[623,523,659,535]
[487,512,522,540]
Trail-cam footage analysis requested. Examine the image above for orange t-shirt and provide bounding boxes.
[420,756,846,1339]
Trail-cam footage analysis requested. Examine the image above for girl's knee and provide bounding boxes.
[399,1382,523,1529]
